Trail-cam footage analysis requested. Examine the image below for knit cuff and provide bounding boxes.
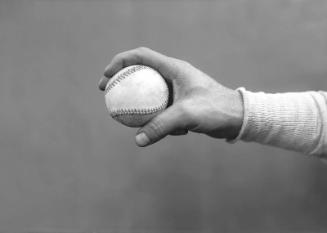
[229,88,327,158]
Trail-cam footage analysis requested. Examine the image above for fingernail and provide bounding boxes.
[136,132,150,147]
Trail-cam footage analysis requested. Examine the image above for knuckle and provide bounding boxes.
[137,46,150,53]
[112,52,124,62]
[173,60,192,77]
[132,47,149,64]
[166,58,187,78]
[146,119,165,139]
[177,59,190,68]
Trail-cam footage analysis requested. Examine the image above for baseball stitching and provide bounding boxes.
[105,65,169,116]
[105,65,147,95]
[110,98,168,117]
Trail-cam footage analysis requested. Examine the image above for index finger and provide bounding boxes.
[104,47,178,81]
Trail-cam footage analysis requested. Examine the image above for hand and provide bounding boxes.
[98,47,243,147]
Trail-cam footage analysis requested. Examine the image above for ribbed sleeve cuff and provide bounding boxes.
[229,88,327,158]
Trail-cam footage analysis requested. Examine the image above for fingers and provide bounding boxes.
[99,47,181,91]
[104,47,178,80]
[98,76,109,91]
[103,49,142,78]
[135,104,187,147]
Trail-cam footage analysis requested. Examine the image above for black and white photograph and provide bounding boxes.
[0,0,327,232]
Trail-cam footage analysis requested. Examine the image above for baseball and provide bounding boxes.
[104,65,169,127]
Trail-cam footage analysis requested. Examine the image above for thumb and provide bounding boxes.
[135,105,185,147]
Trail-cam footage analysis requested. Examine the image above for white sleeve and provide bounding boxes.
[230,88,327,159]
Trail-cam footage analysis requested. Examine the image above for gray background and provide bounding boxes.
[0,0,327,232]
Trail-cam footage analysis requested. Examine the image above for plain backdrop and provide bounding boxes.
[0,0,327,232]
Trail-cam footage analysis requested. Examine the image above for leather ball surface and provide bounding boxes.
[104,65,169,127]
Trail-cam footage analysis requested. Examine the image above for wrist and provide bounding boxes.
[224,89,244,140]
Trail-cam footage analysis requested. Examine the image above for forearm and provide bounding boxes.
[230,88,327,158]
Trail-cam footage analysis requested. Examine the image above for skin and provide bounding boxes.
[98,47,244,147]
